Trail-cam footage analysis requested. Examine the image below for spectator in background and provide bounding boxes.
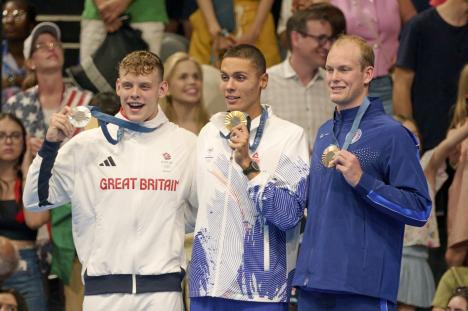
[160,52,210,134]
[80,0,167,60]
[3,22,92,311]
[189,0,281,67]
[160,51,209,311]
[0,113,48,310]
[433,268,468,311]
[393,0,468,152]
[395,115,468,311]
[445,64,468,267]
[0,288,28,311]
[262,3,345,149]
[3,22,92,154]
[315,0,417,115]
[446,287,468,311]
[1,0,36,104]
[0,237,19,286]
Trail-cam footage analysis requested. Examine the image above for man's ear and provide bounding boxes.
[159,80,169,98]
[260,73,268,89]
[363,66,374,86]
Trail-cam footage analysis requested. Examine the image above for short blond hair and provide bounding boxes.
[118,50,164,80]
[332,35,374,69]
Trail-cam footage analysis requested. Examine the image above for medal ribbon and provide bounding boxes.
[90,106,164,145]
[220,108,268,152]
[332,98,370,150]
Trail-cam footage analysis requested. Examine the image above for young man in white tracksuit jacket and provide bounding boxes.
[23,51,197,311]
[189,45,309,311]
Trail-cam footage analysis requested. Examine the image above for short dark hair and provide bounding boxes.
[286,3,346,50]
[221,44,266,74]
[119,50,164,81]
[0,288,28,311]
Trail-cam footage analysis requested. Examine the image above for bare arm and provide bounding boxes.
[425,121,468,184]
[24,210,50,230]
[392,67,414,118]
[93,0,132,32]
[196,0,222,38]
[21,141,51,229]
[237,0,275,44]
[398,0,417,24]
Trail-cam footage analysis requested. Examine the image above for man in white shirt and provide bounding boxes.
[23,51,197,311]
[262,4,345,149]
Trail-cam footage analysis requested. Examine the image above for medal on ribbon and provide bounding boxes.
[321,98,371,168]
[69,106,91,128]
[224,111,247,131]
[321,144,340,168]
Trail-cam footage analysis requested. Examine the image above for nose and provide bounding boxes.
[2,14,14,24]
[130,86,141,99]
[225,77,235,92]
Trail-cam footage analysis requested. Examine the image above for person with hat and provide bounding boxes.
[3,21,93,154]
[22,50,197,311]
[3,21,93,311]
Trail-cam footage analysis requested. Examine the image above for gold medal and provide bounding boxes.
[322,145,340,168]
[224,111,247,131]
[69,106,91,128]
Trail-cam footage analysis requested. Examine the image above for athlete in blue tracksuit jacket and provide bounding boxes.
[293,36,432,311]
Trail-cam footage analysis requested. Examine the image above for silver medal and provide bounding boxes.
[69,106,91,128]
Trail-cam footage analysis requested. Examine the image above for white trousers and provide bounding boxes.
[80,19,164,61]
[83,291,183,311]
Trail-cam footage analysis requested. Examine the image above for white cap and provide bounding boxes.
[23,22,61,59]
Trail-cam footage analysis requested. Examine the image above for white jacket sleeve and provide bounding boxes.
[23,140,75,211]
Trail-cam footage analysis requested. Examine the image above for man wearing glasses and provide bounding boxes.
[261,3,346,150]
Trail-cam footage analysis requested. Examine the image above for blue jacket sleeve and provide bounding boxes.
[247,129,309,231]
[354,127,432,227]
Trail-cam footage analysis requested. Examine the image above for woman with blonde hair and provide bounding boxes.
[161,51,210,134]
[161,52,210,310]
[445,64,468,268]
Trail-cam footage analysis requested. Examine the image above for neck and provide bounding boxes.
[37,71,63,95]
[437,0,468,26]
[172,99,199,123]
[289,54,319,86]
[0,162,17,181]
[246,103,263,119]
[336,93,368,112]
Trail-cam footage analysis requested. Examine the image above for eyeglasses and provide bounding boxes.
[2,9,26,21]
[298,31,335,46]
[34,41,62,51]
[0,302,18,311]
[0,131,23,143]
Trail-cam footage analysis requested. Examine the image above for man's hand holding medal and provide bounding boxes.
[224,111,261,178]
[329,149,363,187]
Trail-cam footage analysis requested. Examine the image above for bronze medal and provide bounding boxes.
[321,145,340,168]
[224,111,247,131]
